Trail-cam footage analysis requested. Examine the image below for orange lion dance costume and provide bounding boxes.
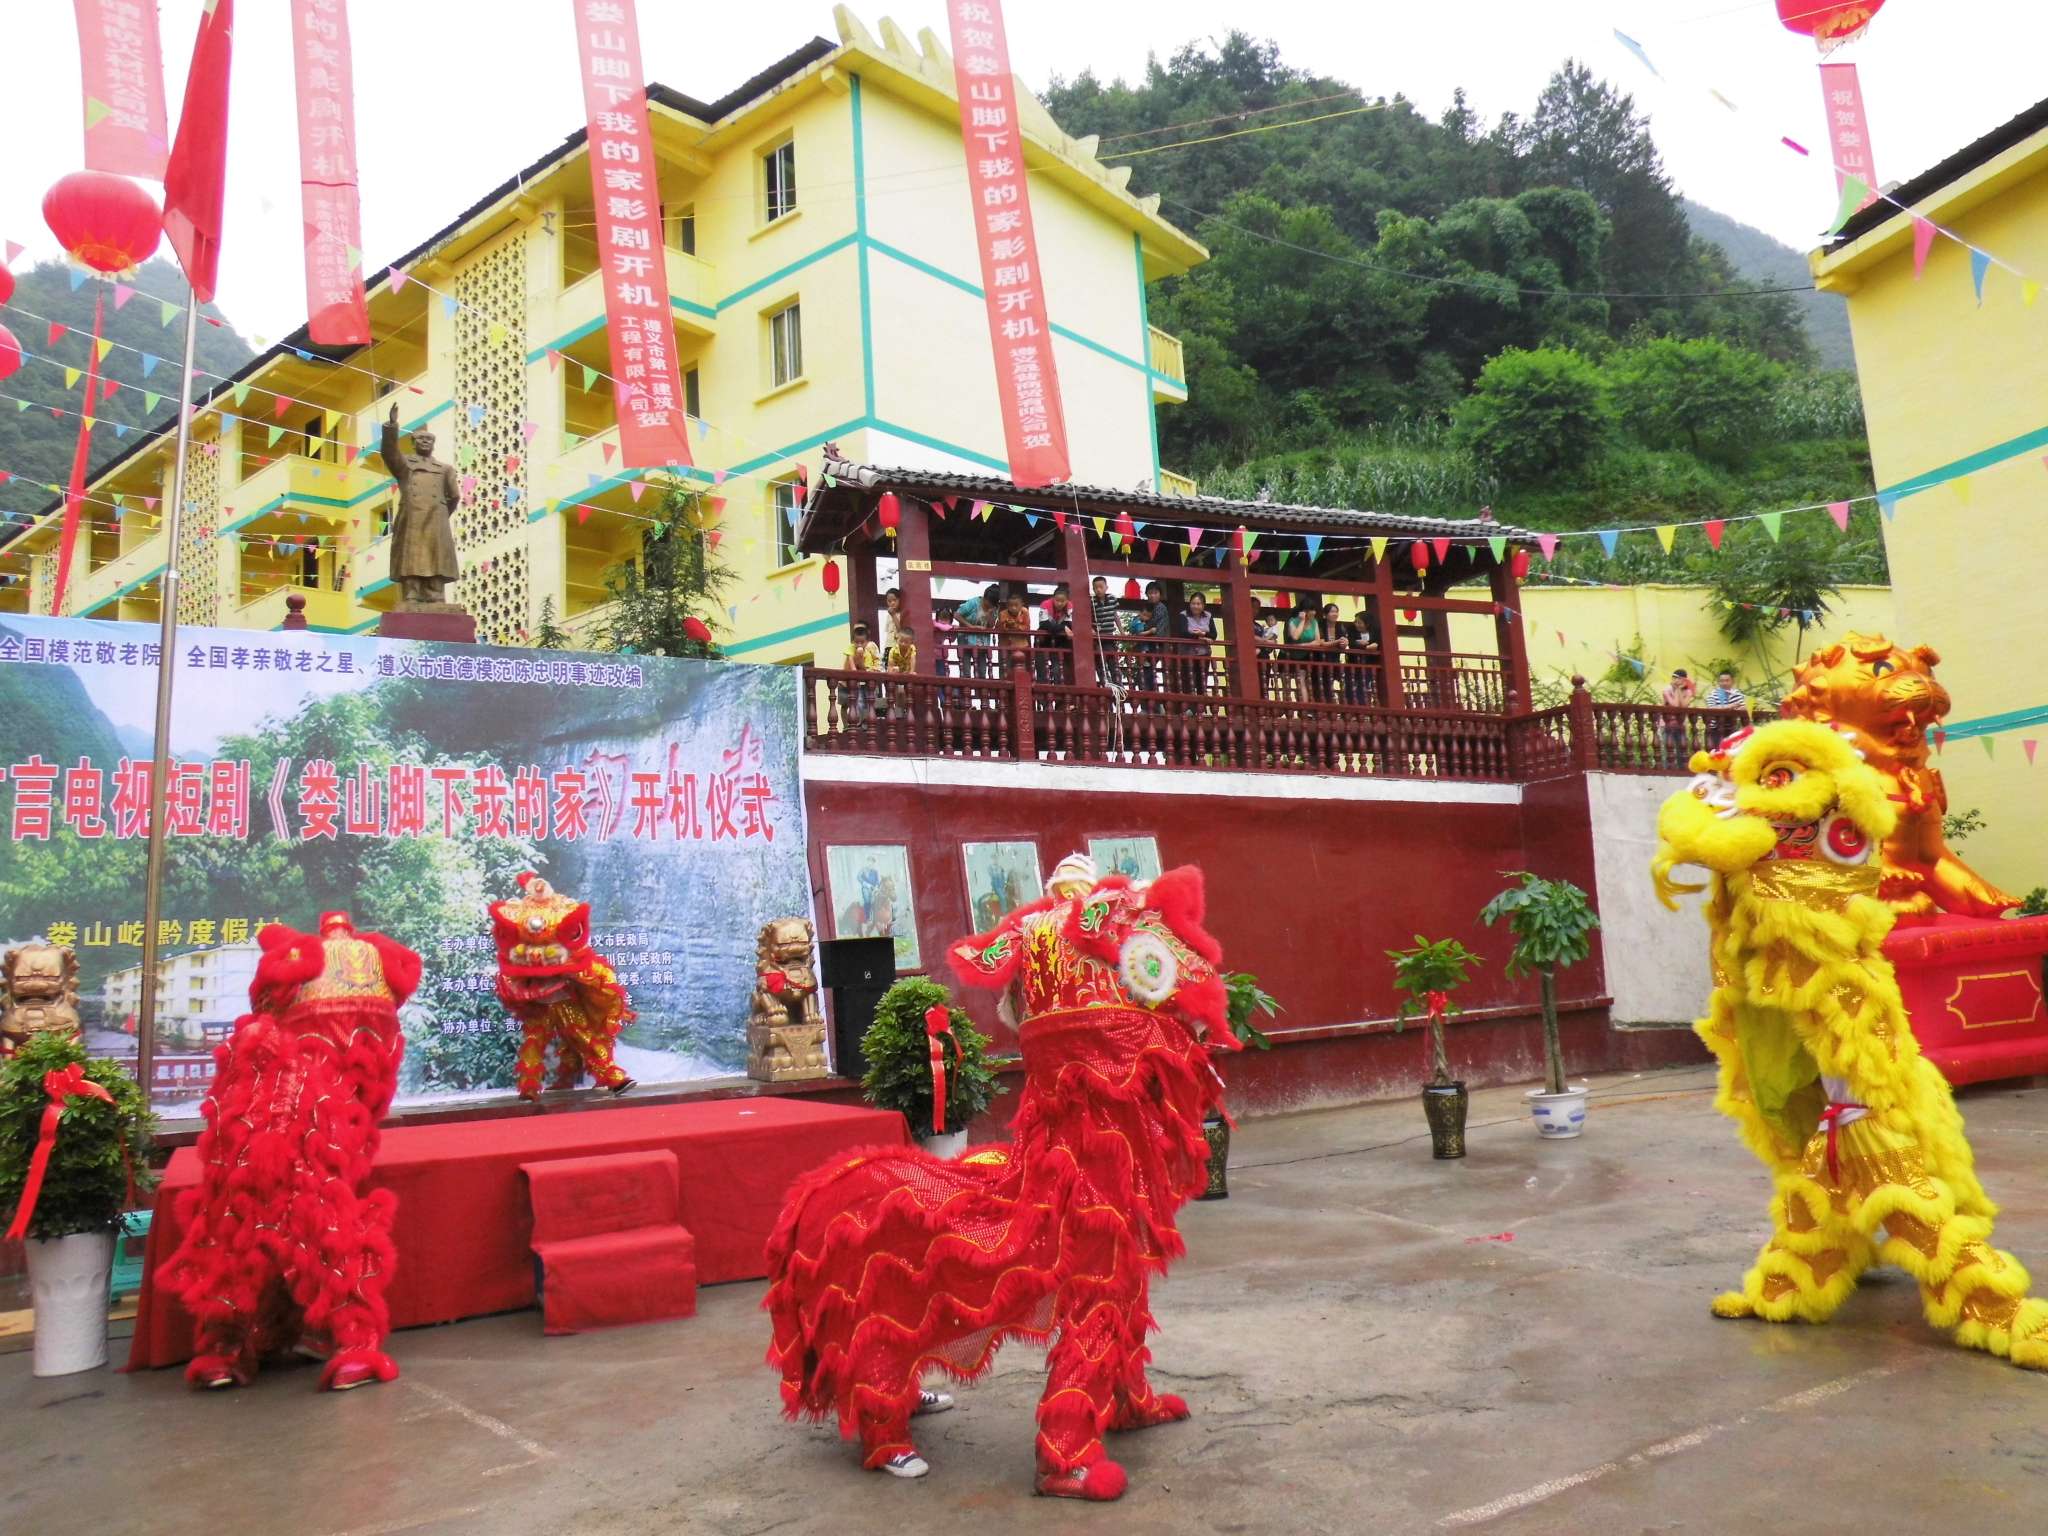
[160,913,420,1391]
[764,854,1237,1501]
[490,873,634,1101]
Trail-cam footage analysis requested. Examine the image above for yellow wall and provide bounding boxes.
[1448,583,1897,700]
[1813,126,2048,895]
[11,7,1202,672]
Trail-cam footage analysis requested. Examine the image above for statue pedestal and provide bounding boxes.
[1887,913,2048,1085]
[378,608,477,644]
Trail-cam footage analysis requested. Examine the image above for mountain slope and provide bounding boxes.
[1683,200,1853,371]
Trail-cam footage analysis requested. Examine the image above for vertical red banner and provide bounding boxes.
[291,0,370,346]
[570,0,693,470]
[944,1,1071,489]
[1818,61,1878,204]
[72,0,169,181]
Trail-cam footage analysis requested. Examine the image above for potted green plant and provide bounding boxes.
[1201,971,1278,1200]
[0,1034,157,1375]
[1479,872,1602,1139]
[860,977,998,1158]
[1388,936,1483,1159]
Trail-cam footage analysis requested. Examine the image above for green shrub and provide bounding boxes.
[860,977,999,1135]
[0,1034,156,1241]
[1453,347,1609,484]
[1224,972,1279,1050]
[1606,336,1781,466]
[1387,936,1482,1085]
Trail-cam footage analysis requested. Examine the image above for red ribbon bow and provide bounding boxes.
[1425,990,1450,1023]
[5,1063,116,1242]
[763,970,788,996]
[924,1005,956,1136]
[1817,1100,1860,1185]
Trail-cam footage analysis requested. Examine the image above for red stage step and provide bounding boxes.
[522,1150,696,1334]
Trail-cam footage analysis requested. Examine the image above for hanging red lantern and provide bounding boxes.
[1114,509,1138,544]
[1510,549,1531,581]
[42,170,162,276]
[877,491,901,537]
[1777,1,1885,52]
[0,324,20,383]
[1411,540,1430,570]
[1275,591,1291,611]
[821,558,842,596]
[0,265,13,306]
[682,615,712,645]
[1123,577,1141,600]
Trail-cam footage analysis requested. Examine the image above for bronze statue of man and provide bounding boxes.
[378,403,462,610]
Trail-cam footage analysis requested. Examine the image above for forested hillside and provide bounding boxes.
[1683,199,1854,370]
[1044,37,1881,600]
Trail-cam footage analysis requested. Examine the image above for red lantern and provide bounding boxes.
[682,615,712,645]
[0,325,20,384]
[877,491,901,534]
[1114,509,1138,544]
[1275,591,1291,611]
[43,170,162,276]
[821,558,842,596]
[1777,1,1885,52]
[0,265,13,306]
[1123,577,1141,600]
[1411,540,1430,571]
[1510,549,1531,581]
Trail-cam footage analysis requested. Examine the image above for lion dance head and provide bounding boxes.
[1654,720,1896,911]
[490,873,596,1008]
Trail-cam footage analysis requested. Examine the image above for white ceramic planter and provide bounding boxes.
[1526,1085,1591,1140]
[921,1129,969,1159]
[26,1231,115,1377]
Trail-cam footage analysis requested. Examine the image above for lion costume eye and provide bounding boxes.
[1820,813,1872,865]
[1758,763,1798,790]
[1870,660,1894,677]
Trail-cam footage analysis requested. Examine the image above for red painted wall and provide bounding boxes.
[804,771,1703,1116]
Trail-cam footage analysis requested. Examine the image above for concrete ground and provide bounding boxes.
[10,1062,2048,1535]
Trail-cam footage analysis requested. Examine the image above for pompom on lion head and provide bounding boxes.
[1652,719,1896,908]
[1782,632,1949,750]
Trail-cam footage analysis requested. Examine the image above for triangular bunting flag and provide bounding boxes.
[1760,511,1784,542]
[1954,476,1972,506]
[95,338,113,363]
[1370,535,1388,562]
[389,267,409,292]
[2024,739,2038,766]
[1970,249,1992,305]
[601,442,617,465]
[1828,501,1851,532]
[1981,737,1995,760]
[48,322,69,345]
[112,282,136,310]
[1091,515,1107,537]
[272,392,291,418]
[1597,530,1618,557]
[1487,535,1507,562]
[1176,544,1190,564]
[159,299,178,326]
[1305,533,1324,562]
[64,367,81,389]
[1877,491,1900,522]
[487,321,508,347]
[629,480,646,502]
[580,363,599,391]
[267,423,285,446]
[1431,537,1450,562]
[1829,176,1870,236]
[1655,525,1676,555]
[1912,218,1937,279]
[140,352,161,378]
[232,382,250,406]
[1537,532,1558,561]
[1187,527,1203,550]
[2026,281,2043,309]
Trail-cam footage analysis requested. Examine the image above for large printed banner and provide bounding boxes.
[0,616,808,1115]
[1818,61,1878,204]
[945,0,1071,488]
[291,0,372,347]
[571,0,695,469]
[73,0,169,181]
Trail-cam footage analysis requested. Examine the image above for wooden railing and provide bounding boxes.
[808,665,1781,787]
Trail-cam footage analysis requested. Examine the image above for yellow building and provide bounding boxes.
[3,7,1203,665]
[1812,100,2048,895]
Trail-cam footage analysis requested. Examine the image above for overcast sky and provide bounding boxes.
[5,1,2043,339]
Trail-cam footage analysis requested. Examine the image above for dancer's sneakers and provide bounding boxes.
[1034,1457,1128,1502]
[879,1451,930,1479]
[1109,1391,1189,1431]
[912,1388,954,1417]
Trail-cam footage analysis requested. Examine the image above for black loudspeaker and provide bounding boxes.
[829,983,889,1081]
[819,936,895,988]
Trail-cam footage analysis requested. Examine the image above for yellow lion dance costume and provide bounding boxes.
[1652,719,2048,1368]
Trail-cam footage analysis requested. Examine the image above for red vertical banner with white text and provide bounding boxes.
[72,0,170,181]
[1818,61,1878,206]
[291,0,371,346]
[944,1,1070,488]
[570,0,694,470]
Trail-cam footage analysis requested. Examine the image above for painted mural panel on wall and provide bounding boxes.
[1088,835,1162,884]
[0,615,808,1114]
[824,843,921,970]
[962,840,1041,931]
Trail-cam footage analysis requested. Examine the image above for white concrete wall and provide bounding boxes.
[1586,771,1712,1028]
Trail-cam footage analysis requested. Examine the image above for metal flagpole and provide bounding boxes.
[135,299,203,1101]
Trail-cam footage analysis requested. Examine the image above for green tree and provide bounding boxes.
[1711,529,1844,683]
[1479,872,1600,1097]
[531,596,571,649]
[1607,337,1781,465]
[602,484,737,659]
[1453,346,1609,483]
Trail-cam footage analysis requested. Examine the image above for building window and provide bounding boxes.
[772,480,803,568]
[768,303,803,389]
[665,203,696,255]
[763,139,797,223]
[684,366,701,420]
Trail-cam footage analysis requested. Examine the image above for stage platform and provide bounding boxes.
[126,1096,906,1371]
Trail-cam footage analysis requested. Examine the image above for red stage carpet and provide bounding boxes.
[128,1097,905,1371]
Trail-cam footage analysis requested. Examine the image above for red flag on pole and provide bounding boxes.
[944,1,1071,488]
[51,289,107,616]
[162,0,234,305]
[72,0,170,180]
[291,0,369,346]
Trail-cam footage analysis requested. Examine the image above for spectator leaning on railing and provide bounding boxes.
[1704,670,1751,715]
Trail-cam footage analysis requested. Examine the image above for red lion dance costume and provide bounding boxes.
[160,913,419,1391]
[490,873,634,1101]
[765,855,1236,1501]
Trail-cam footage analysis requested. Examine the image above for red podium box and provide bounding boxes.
[523,1150,696,1335]
[1886,914,2048,1086]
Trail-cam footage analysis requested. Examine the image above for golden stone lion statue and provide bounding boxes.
[1779,633,2014,918]
[1,941,84,1057]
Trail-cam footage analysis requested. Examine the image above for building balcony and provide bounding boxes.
[351,535,392,605]
[1158,468,1198,498]
[231,582,363,633]
[74,527,171,615]
[1148,324,1186,401]
[553,248,717,348]
[230,451,377,521]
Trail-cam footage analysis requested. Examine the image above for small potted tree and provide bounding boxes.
[0,1034,157,1375]
[1201,971,1278,1200]
[1479,872,1602,1139]
[1388,936,1482,1159]
[861,977,998,1157]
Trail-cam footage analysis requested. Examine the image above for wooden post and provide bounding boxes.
[1567,674,1599,771]
[848,532,880,647]
[896,502,934,674]
[1372,548,1405,709]
[1063,520,1095,686]
[1011,652,1035,761]
[1225,550,1259,701]
[1488,552,1532,713]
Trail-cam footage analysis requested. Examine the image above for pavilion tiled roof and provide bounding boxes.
[803,455,1543,550]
